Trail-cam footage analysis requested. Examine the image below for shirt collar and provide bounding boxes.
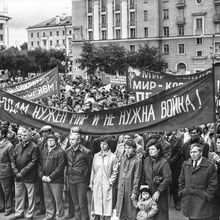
[194,156,203,166]
[48,145,57,152]
[72,144,83,152]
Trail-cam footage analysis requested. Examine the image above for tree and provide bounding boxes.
[20,42,28,51]
[128,45,168,72]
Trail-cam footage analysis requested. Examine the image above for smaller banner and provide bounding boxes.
[0,71,214,135]
[4,68,59,101]
[129,68,212,101]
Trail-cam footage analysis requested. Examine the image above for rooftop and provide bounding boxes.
[27,15,72,29]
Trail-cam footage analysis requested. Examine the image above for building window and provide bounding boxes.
[130,0,135,9]
[43,32,46,37]
[144,0,148,3]
[63,39,65,45]
[101,30,107,40]
[56,40,59,45]
[0,34,3,41]
[130,28,136,38]
[163,27,169,37]
[43,40,47,46]
[88,31,93,40]
[144,10,148,21]
[37,41,40,46]
[88,0,92,13]
[101,0,107,11]
[37,32,39,38]
[215,42,220,53]
[0,24,3,30]
[49,31,52,36]
[101,14,107,28]
[163,9,169,19]
[31,33,34,38]
[163,44,169,54]
[178,26,184,36]
[197,50,203,56]
[50,40,52,46]
[115,13,120,26]
[144,27,148,37]
[130,12,135,26]
[130,45,135,52]
[88,16,93,29]
[69,30,72,35]
[196,38,203,45]
[63,30,65,35]
[196,18,202,30]
[178,44,185,54]
[115,0,120,10]
[56,31,59,36]
[31,41,34,46]
[115,29,121,39]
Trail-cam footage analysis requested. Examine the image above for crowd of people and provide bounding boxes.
[0,73,220,220]
[0,119,220,220]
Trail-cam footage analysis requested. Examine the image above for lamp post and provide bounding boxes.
[64,24,68,74]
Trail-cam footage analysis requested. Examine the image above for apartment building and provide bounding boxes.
[71,0,220,74]
[0,1,11,49]
[27,14,73,56]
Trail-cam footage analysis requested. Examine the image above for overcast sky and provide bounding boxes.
[6,0,72,46]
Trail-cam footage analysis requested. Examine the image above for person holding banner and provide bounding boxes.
[142,140,172,220]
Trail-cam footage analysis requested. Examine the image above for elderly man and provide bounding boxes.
[38,133,65,220]
[65,128,92,220]
[10,128,38,220]
[0,127,14,216]
[179,143,218,220]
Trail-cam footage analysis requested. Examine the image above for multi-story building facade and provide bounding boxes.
[71,0,220,74]
[0,1,11,49]
[27,14,73,56]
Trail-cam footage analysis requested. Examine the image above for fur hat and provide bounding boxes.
[139,185,151,196]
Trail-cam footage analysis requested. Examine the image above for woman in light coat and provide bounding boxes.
[90,136,118,220]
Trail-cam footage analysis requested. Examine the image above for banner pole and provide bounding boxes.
[213,62,217,152]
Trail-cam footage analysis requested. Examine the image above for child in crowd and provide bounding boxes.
[135,185,158,220]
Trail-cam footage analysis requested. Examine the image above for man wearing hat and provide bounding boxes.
[38,133,65,220]
[65,127,92,220]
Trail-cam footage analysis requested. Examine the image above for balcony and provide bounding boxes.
[101,22,107,28]
[101,6,106,12]
[195,28,203,35]
[88,7,92,13]
[192,56,207,60]
[213,13,220,23]
[176,0,186,8]
[115,21,121,27]
[176,16,186,25]
[130,3,135,9]
[115,4,120,11]
[130,20,135,26]
[214,0,220,5]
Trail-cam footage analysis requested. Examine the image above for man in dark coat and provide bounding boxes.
[0,130,14,216]
[166,131,183,211]
[65,128,92,220]
[38,133,65,220]
[10,128,39,220]
[179,143,218,220]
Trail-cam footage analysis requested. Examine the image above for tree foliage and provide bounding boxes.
[0,45,66,77]
[77,42,168,76]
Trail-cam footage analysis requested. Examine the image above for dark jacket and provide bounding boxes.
[65,144,92,184]
[38,145,65,183]
[142,156,172,220]
[178,157,218,219]
[168,135,183,167]
[11,141,39,183]
[0,138,14,179]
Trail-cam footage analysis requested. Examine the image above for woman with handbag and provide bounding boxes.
[142,140,172,220]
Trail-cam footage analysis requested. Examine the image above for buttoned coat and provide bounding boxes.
[142,156,172,220]
[90,150,118,216]
[178,157,218,219]
[116,154,142,219]
[0,138,14,179]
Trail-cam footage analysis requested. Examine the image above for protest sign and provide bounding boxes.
[129,68,212,101]
[0,70,214,135]
[4,68,59,101]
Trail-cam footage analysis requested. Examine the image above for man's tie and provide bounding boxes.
[193,161,198,169]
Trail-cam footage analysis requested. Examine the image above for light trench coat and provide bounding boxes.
[90,150,118,217]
